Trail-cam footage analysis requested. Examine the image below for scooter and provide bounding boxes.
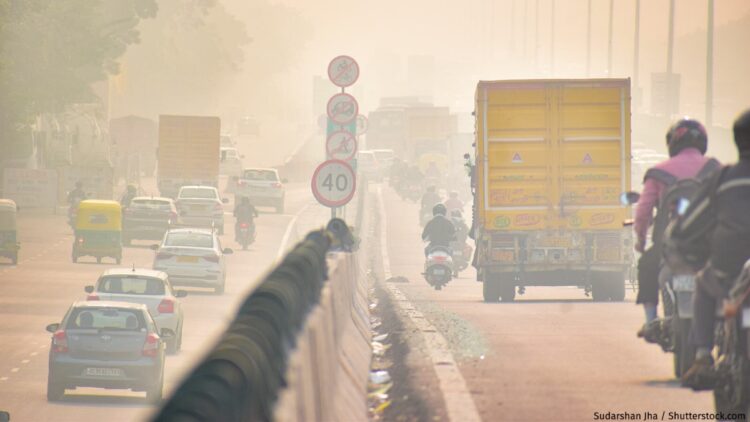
[423,245,453,290]
[236,221,256,250]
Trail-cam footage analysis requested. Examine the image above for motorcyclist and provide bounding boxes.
[67,181,86,206]
[673,109,750,389]
[633,118,719,337]
[450,210,469,245]
[233,196,258,238]
[420,186,441,213]
[444,191,464,215]
[421,204,456,257]
[120,185,137,208]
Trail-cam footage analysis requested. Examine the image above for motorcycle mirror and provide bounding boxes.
[84,285,94,293]
[677,198,690,216]
[619,191,640,206]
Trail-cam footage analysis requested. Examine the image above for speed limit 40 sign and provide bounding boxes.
[311,159,356,208]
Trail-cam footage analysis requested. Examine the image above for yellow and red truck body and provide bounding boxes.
[473,79,633,301]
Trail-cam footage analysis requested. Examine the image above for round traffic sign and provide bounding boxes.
[327,55,360,88]
[326,93,358,125]
[326,131,358,161]
[311,159,357,208]
[356,114,368,135]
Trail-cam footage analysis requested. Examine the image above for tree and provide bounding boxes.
[0,0,156,156]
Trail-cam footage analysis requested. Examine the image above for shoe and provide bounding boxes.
[637,320,663,344]
[681,355,717,391]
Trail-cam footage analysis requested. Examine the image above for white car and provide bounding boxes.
[152,228,232,294]
[175,186,227,234]
[84,268,187,353]
[233,168,286,213]
[220,147,243,176]
[372,149,395,170]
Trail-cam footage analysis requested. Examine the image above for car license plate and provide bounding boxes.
[492,250,515,262]
[743,308,750,329]
[433,268,446,275]
[189,205,204,211]
[85,367,122,377]
[177,256,199,263]
[672,275,696,292]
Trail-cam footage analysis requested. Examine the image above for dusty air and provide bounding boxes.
[2,0,750,421]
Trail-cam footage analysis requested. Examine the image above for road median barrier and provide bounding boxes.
[154,216,371,422]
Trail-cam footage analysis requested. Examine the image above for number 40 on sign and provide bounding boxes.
[311,159,357,208]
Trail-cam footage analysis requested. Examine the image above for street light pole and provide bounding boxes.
[706,0,714,127]
[607,0,614,76]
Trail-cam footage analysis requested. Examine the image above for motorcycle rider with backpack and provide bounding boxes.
[669,109,750,390]
[634,118,720,339]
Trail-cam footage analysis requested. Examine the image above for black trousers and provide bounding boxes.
[636,246,661,305]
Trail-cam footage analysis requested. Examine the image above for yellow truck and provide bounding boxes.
[157,115,221,198]
[472,79,633,302]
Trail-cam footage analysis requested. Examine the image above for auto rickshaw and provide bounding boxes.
[72,200,122,264]
[0,199,19,264]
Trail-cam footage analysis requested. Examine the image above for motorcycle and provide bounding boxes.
[423,245,453,290]
[236,221,256,250]
[450,240,472,277]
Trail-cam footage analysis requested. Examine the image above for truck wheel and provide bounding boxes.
[608,275,626,301]
[591,283,608,302]
[276,200,284,214]
[482,280,500,303]
[499,282,516,302]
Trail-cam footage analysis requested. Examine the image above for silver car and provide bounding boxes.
[84,268,187,353]
[152,228,232,294]
[175,186,227,234]
[233,168,286,213]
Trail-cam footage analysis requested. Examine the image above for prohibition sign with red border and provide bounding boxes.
[327,55,360,88]
[311,159,357,208]
[326,131,358,161]
[326,93,359,125]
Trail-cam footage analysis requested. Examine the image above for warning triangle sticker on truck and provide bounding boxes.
[511,152,523,163]
[582,153,593,164]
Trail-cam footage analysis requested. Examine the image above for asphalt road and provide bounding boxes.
[0,183,322,422]
[379,185,715,421]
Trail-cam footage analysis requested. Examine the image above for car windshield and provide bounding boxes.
[131,199,172,211]
[242,169,277,181]
[164,232,213,248]
[179,188,217,199]
[66,308,146,331]
[98,276,166,295]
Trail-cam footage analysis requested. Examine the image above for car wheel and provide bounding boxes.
[217,225,224,236]
[96,257,102,264]
[215,278,225,295]
[167,323,182,354]
[71,254,77,263]
[145,370,163,404]
[11,253,17,265]
[47,375,65,402]
[276,200,284,214]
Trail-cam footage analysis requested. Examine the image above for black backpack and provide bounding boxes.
[644,158,721,247]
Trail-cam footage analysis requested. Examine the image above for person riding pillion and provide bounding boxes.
[120,185,137,208]
[633,118,720,335]
[67,181,86,206]
[421,204,456,257]
[669,109,750,390]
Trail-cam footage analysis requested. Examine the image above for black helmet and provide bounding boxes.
[733,108,750,158]
[432,203,447,217]
[665,118,708,157]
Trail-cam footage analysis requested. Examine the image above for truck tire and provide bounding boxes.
[591,272,625,302]
[499,282,516,302]
[591,282,608,302]
[482,280,500,303]
[608,275,626,302]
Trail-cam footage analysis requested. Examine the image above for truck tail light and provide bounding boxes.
[52,330,69,353]
[157,299,174,314]
[142,333,160,357]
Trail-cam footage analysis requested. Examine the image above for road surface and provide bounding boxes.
[377,184,714,421]
[0,183,327,421]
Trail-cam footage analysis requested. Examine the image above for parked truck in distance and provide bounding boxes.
[472,79,633,302]
[157,115,221,198]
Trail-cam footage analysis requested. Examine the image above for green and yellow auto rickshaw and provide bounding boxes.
[72,200,122,264]
[0,199,19,265]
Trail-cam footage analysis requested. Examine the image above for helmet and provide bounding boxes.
[432,203,447,216]
[733,108,750,157]
[666,118,708,157]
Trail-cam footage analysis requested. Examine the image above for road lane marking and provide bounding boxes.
[0,377,7,381]
[21,360,29,364]
[10,368,18,373]
[376,186,481,422]
[276,203,312,262]
[30,352,38,356]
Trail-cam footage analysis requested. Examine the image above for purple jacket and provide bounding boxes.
[634,148,713,244]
